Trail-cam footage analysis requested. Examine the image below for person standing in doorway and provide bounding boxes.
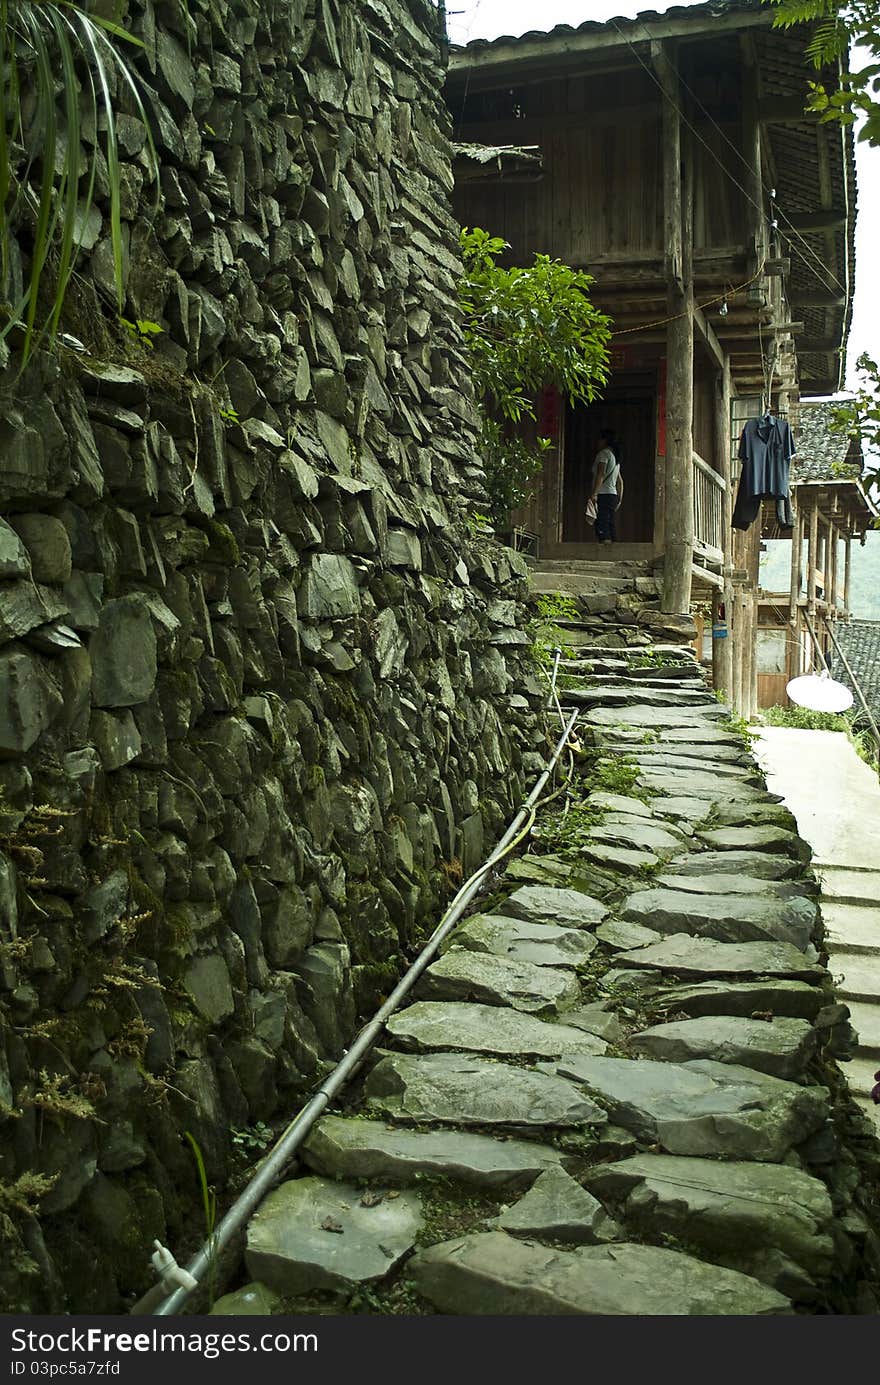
[590,429,623,542]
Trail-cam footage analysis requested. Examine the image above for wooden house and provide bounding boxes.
[756,401,878,709]
[446,0,856,712]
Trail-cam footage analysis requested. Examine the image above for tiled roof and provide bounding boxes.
[793,402,862,485]
[831,619,880,719]
[450,1,764,57]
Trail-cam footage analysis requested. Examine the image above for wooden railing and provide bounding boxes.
[692,450,726,566]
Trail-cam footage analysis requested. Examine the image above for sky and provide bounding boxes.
[446,0,878,396]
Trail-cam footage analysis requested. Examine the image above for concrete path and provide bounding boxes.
[754,727,880,1132]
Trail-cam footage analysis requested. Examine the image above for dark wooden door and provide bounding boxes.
[562,387,656,543]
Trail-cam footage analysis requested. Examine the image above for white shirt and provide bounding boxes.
[593,447,619,495]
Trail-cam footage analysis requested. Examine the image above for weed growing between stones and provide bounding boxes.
[531,801,605,857]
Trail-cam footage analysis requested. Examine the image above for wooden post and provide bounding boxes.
[788,504,803,626]
[748,591,759,719]
[844,532,852,614]
[712,359,733,696]
[807,500,818,617]
[829,521,838,615]
[654,41,695,616]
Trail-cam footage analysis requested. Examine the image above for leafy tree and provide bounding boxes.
[458,227,611,527]
[768,0,880,144]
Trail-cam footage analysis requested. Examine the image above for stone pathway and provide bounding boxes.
[209,583,879,1317]
[755,727,880,1136]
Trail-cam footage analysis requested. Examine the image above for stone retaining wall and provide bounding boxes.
[0,0,544,1310]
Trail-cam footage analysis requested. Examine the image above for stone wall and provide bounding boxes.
[0,0,545,1310]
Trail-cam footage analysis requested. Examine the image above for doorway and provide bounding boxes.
[562,380,656,544]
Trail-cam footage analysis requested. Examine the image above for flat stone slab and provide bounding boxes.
[817,865,880,904]
[586,821,683,855]
[568,685,714,708]
[449,913,597,969]
[418,950,580,1016]
[629,1016,817,1079]
[587,1155,833,1293]
[697,825,811,861]
[245,1176,422,1295]
[386,1001,606,1059]
[619,887,817,950]
[410,1232,790,1315]
[647,978,827,1022]
[596,919,662,951]
[562,1003,626,1043]
[656,872,816,900]
[581,841,660,872]
[497,885,608,928]
[586,705,727,728]
[494,1166,620,1244]
[636,771,766,803]
[586,792,656,818]
[671,850,806,880]
[647,796,713,825]
[631,753,756,780]
[637,742,749,764]
[616,934,825,982]
[364,1052,607,1130]
[540,1055,826,1161]
[302,1115,574,1190]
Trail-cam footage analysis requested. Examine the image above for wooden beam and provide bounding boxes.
[844,532,852,613]
[783,210,846,234]
[789,291,845,308]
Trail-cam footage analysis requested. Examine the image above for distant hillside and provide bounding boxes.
[759,528,880,620]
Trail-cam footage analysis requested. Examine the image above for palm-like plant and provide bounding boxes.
[0,0,157,362]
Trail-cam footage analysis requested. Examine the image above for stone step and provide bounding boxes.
[245,1176,423,1297]
[301,1115,579,1191]
[494,1165,621,1244]
[385,1001,607,1059]
[670,850,807,880]
[821,901,880,953]
[838,1056,880,1111]
[410,1232,790,1315]
[828,953,880,1003]
[844,1000,880,1052]
[446,912,599,969]
[613,933,825,982]
[628,1014,817,1079]
[417,948,581,1015]
[569,686,716,709]
[585,1155,833,1301]
[619,885,817,951]
[363,1051,608,1130]
[536,1054,826,1161]
[816,865,880,906]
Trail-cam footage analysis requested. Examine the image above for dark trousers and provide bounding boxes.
[595,493,616,541]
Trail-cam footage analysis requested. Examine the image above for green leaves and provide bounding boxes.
[459,226,612,525]
[827,350,880,504]
[459,226,612,422]
[768,0,880,145]
[0,0,159,363]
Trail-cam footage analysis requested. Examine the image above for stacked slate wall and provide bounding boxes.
[0,0,545,1310]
